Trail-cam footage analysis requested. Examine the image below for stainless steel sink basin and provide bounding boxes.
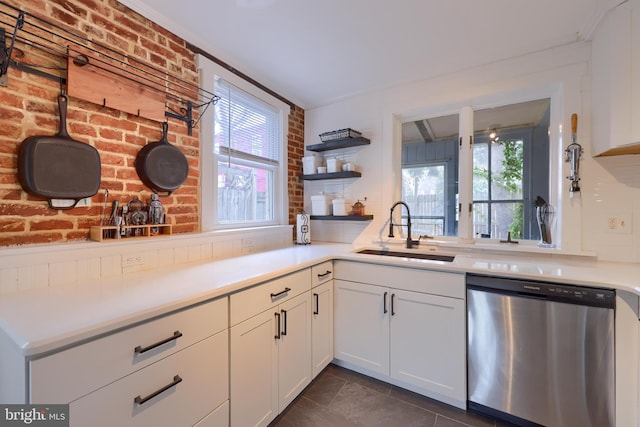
[356,249,455,262]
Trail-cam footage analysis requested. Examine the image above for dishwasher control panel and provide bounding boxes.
[467,274,615,309]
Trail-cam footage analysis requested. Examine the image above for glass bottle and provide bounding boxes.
[148,193,164,235]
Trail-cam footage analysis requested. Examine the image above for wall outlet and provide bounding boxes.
[606,213,632,234]
[122,255,144,267]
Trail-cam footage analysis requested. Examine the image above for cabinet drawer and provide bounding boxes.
[334,260,464,299]
[311,261,333,287]
[230,269,310,326]
[69,330,228,427]
[30,296,228,404]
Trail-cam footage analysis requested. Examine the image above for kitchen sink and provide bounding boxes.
[356,248,455,262]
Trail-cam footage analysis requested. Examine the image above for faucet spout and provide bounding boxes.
[388,201,417,249]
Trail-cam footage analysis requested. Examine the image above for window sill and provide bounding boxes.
[370,237,596,260]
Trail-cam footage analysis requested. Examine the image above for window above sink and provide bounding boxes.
[399,97,555,247]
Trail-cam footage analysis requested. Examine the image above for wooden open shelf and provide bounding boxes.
[300,171,362,180]
[90,224,172,242]
[310,215,373,221]
[306,137,371,152]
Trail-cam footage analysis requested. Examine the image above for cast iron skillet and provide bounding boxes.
[135,122,188,196]
[17,94,101,209]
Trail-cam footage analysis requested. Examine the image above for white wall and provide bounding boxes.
[304,41,640,263]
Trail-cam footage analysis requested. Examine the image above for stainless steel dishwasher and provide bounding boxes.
[466,274,615,427]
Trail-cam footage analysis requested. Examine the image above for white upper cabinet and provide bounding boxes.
[592,0,640,156]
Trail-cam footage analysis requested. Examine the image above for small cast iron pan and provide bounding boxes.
[17,94,101,210]
[135,122,188,196]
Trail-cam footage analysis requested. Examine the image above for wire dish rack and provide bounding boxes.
[319,128,361,142]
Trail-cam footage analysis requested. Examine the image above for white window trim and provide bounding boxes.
[198,55,290,231]
[384,84,564,249]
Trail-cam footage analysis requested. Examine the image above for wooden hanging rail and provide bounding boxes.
[0,1,219,134]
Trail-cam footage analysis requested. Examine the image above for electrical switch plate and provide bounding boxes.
[605,213,632,234]
[122,255,144,267]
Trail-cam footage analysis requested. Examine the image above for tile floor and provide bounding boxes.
[270,364,510,427]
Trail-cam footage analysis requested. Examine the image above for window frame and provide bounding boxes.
[390,92,561,247]
[472,129,540,240]
[199,55,290,231]
[401,162,450,237]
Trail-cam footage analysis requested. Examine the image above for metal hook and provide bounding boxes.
[1,10,24,78]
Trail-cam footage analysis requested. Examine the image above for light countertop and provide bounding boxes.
[1,242,640,357]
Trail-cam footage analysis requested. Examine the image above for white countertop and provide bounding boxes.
[1,242,640,357]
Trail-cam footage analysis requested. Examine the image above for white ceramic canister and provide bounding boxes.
[326,158,343,173]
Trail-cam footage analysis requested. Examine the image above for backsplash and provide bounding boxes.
[0,226,293,295]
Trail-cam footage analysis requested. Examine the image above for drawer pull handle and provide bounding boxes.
[270,287,291,299]
[317,270,332,278]
[313,292,319,315]
[134,375,182,405]
[134,331,183,354]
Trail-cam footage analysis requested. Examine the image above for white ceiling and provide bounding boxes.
[120,0,619,110]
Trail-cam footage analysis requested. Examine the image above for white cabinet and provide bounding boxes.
[389,289,465,399]
[69,331,228,427]
[194,401,230,427]
[29,297,229,427]
[230,308,278,427]
[333,261,466,408]
[334,280,389,375]
[230,270,312,427]
[278,292,313,408]
[311,261,334,377]
[592,0,640,156]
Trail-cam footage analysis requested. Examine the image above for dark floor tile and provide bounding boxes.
[302,372,347,406]
[329,381,437,427]
[272,396,359,427]
[325,364,393,395]
[435,414,475,427]
[389,386,494,427]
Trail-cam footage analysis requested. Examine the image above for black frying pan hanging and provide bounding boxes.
[17,94,101,209]
[135,122,189,196]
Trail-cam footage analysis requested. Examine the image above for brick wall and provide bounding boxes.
[0,0,304,247]
[288,105,305,237]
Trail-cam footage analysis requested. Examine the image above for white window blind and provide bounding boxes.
[213,78,282,225]
[215,79,280,165]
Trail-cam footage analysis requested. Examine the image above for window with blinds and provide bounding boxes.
[214,79,282,224]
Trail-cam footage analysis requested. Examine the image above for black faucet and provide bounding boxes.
[388,201,419,249]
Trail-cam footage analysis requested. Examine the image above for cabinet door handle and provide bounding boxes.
[391,293,396,316]
[383,291,388,314]
[281,309,287,336]
[317,270,332,279]
[134,375,182,405]
[274,312,281,339]
[270,287,291,299]
[134,330,182,354]
[313,293,319,315]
